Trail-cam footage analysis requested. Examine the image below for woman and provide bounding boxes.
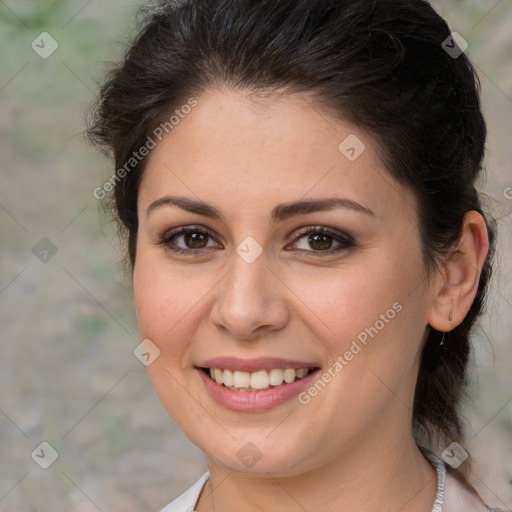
[88,0,509,510]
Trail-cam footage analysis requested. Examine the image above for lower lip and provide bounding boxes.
[196,368,320,412]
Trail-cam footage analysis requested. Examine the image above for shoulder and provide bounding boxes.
[158,472,210,512]
[443,471,509,512]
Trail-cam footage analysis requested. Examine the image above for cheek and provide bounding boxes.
[292,257,411,343]
[299,248,427,387]
[299,266,426,444]
[133,264,185,379]
[133,252,195,340]
[132,255,204,418]
[132,250,218,378]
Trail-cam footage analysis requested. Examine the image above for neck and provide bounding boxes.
[197,430,437,512]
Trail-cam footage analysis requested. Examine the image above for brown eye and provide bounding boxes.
[307,232,334,251]
[182,231,209,249]
[159,226,220,254]
[289,226,354,254]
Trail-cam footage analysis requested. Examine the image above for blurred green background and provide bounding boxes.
[0,0,511,510]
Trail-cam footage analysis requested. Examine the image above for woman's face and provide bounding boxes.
[133,87,437,476]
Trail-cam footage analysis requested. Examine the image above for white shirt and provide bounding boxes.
[159,472,209,512]
[158,454,510,512]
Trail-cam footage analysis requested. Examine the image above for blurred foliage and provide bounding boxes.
[106,416,129,451]
[77,314,108,348]
[1,0,71,29]
[0,0,509,509]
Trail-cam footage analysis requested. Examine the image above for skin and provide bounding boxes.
[133,86,489,512]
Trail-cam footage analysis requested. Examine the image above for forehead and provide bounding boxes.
[138,87,416,224]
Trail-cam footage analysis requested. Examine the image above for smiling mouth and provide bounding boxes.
[199,366,319,392]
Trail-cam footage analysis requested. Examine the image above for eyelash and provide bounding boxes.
[157,225,355,257]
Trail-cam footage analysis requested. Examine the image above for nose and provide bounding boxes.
[209,250,290,341]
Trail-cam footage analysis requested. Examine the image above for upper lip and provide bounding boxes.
[196,357,320,373]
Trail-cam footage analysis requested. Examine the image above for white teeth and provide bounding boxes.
[283,368,296,383]
[206,367,312,391]
[233,370,251,388]
[214,368,223,385]
[296,368,309,379]
[223,369,234,387]
[250,370,270,390]
[269,369,284,386]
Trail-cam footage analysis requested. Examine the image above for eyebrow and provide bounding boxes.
[146,195,375,222]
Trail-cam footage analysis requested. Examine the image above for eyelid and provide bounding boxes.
[158,225,221,247]
[286,225,355,252]
[160,224,216,240]
[157,224,354,255]
[290,225,354,242]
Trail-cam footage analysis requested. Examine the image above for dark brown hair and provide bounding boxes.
[87,0,496,463]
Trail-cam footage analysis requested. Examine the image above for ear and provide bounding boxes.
[428,211,490,332]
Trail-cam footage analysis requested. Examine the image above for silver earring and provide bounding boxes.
[441,312,454,346]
